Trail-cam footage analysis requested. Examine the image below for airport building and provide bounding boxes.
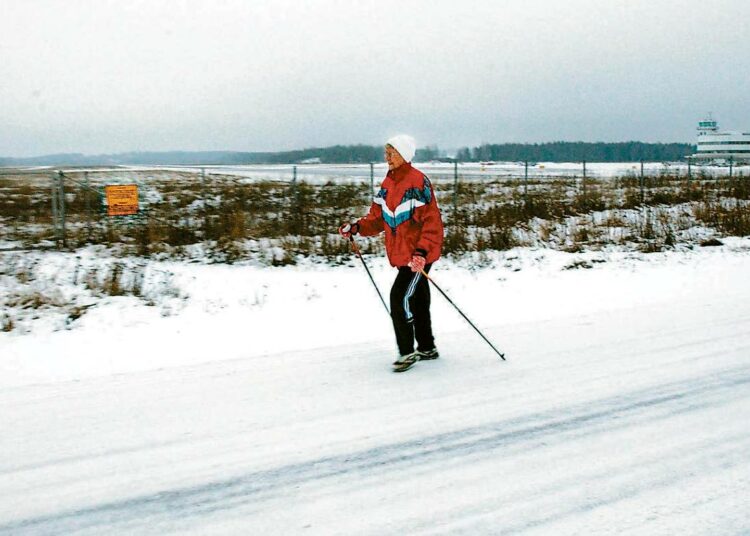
[692,116,750,162]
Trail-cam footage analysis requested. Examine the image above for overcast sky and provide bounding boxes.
[2,0,749,157]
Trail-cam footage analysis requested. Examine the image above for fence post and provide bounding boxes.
[729,156,734,180]
[50,172,60,248]
[201,168,209,236]
[290,165,299,232]
[453,160,458,223]
[582,160,587,197]
[84,171,92,241]
[640,160,645,204]
[687,157,692,186]
[369,162,374,193]
[238,178,248,237]
[524,160,528,201]
[57,171,67,249]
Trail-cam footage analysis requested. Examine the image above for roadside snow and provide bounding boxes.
[2,239,749,388]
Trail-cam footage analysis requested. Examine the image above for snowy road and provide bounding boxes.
[2,298,750,533]
[2,250,750,534]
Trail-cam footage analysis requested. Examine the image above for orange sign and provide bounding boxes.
[105,184,139,216]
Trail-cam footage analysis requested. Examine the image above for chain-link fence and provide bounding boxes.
[1,161,748,259]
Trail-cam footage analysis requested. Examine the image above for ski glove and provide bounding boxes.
[338,222,360,238]
[409,253,426,273]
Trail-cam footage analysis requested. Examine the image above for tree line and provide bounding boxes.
[1,141,694,167]
[454,142,693,162]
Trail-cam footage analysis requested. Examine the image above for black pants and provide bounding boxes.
[390,264,435,356]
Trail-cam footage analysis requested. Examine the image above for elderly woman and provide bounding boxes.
[339,135,444,372]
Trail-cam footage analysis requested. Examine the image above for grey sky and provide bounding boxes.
[2,0,749,157]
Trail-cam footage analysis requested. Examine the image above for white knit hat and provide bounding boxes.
[386,134,416,163]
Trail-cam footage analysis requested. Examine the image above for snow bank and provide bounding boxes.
[3,239,749,388]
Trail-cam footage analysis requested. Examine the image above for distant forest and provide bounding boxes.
[453,142,694,163]
[1,141,694,167]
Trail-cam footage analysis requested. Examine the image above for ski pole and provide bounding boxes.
[350,237,390,315]
[421,270,506,360]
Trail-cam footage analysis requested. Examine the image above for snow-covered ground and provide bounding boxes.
[118,161,740,184]
[2,242,750,534]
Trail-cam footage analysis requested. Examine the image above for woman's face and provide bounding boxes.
[385,145,405,170]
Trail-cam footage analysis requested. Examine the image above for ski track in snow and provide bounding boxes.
[2,258,750,534]
[3,366,749,535]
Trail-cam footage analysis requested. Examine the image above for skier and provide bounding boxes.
[339,134,444,372]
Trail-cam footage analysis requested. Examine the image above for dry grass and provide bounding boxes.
[1,168,748,258]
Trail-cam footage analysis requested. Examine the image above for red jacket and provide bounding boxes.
[357,163,444,267]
